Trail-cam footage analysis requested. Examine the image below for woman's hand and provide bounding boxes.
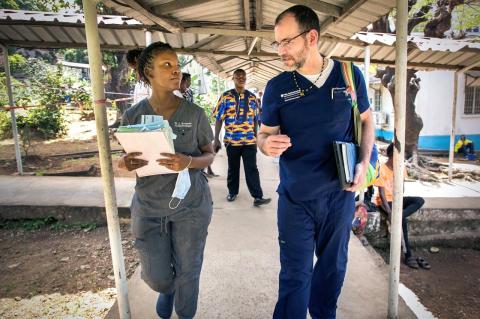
[121,152,148,171]
[157,153,192,171]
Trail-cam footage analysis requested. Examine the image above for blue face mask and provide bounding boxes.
[169,169,191,209]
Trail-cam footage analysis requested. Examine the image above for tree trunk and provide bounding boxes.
[376,68,424,159]
[106,52,130,114]
[424,0,466,38]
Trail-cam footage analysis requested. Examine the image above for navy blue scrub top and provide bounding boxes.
[262,60,370,201]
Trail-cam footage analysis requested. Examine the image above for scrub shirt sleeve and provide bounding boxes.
[260,80,280,127]
[353,65,370,114]
[196,108,214,148]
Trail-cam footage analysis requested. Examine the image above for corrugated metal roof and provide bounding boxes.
[2,8,480,90]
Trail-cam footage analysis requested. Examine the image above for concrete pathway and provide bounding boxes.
[3,148,478,318]
[104,150,416,319]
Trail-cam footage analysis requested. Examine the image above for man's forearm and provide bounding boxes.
[257,132,269,153]
[359,115,375,165]
[214,120,222,140]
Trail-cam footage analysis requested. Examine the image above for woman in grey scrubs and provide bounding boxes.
[119,42,215,319]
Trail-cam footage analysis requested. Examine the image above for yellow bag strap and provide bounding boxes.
[341,61,362,145]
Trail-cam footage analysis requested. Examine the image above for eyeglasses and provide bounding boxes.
[271,30,310,51]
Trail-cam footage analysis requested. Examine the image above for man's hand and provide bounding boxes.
[213,138,221,153]
[346,162,368,192]
[262,134,291,157]
[157,153,191,171]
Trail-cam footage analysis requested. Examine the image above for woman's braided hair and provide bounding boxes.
[137,42,175,86]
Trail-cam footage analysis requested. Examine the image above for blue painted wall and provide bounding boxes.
[375,129,480,151]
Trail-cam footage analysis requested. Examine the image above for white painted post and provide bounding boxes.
[447,59,480,179]
[388,0,408,318]
[1,45,23,175]
[359,45,371,203]
[82,1,130,318]
[145,30,152,46]
[448,71,459,181]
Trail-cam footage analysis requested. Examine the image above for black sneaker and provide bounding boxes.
[227,194,237,202]
[253,197,271,206]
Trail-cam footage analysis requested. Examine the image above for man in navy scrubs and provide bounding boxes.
[257,5,375,319]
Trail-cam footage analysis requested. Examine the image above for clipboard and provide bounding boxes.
[115,131,176,177]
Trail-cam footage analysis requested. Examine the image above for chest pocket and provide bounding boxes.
[331,89,353,121]
[173,126,194,146]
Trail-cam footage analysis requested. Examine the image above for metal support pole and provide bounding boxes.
[388,1,408,318]
[82,1,130,318]
[145,30,152,46]
[2,45,23,175]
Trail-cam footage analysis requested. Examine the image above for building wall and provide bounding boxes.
[374,70,480,151]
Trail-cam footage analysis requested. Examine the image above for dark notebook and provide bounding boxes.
[333,141,358,189]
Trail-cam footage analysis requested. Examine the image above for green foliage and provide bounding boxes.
[0,110,12,139]
[17,106,67,139]
[0,217,98,232]
[0,216,57,231]
[408,0,480,34]
[8,54,28,74]
[0,0,76,11]
[0,59,71,142]
[454,3,480,31]
[62,48,89,64]
[194,94,215,124]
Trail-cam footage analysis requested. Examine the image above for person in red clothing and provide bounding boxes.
[374,143,430,269]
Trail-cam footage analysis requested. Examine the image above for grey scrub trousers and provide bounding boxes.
[122,98,214,318]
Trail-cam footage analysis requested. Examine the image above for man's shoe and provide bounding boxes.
[156,293,174,319]
[254,197,271,206]
[227,194,237,202]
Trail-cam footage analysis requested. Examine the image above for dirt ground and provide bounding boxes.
[1,111,479,318]
[0,223,138,299]
[0,111,134,178]
[375,247,480,319]
[2,226,479,319]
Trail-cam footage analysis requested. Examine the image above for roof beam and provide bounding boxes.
[255,0,263,30]
[208,56,225,73]
[187,34,222,49]
[177,48,279,58]
[283,0,341,17]
[153,0,214,13]
[223,61,252,74]
[331,55,479,71]
[0,20,164,31]
[115,0,183,33]
[248,37,259,55]
[184,27,274,40]
[255,0,263,52]
[243,0,251,31]
[320,0,368,36]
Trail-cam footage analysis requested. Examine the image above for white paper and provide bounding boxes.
[115,131,176,177]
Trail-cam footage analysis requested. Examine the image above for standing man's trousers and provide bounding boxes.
[226,144,263,198]
[273,189,355,319]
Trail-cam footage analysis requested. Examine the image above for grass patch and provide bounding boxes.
[0,217,97,231]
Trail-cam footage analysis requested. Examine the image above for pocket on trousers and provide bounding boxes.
[133,238,150,275]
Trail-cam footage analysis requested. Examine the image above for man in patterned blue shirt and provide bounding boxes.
[213,69,271,206]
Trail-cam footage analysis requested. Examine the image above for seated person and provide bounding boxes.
[455,135,475,158]
[373,143,430,270]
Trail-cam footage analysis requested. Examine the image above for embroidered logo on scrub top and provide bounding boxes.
[174,122,193,128]
[281,89,304,102]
